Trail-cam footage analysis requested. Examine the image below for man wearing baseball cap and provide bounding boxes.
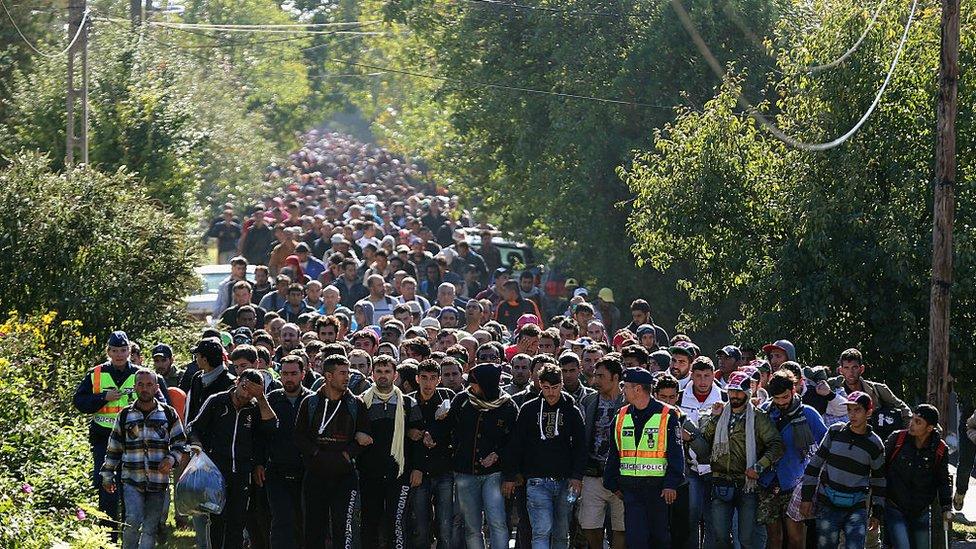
[151,344,183,390]
[715,345,741,387]
[603,367,685,548]
[884,404,953,549]
[699,371,783,549]
[761,339,796,371]
[800,391,886,548]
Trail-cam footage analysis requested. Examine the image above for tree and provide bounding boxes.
[0,152,200,338]
[625,1,976,396]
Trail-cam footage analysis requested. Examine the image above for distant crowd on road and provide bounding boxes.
[77,131,973,549]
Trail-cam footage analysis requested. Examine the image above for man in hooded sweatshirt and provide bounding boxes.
[503,364,586,549]
[356,354,425,549]
[432,362,519,549]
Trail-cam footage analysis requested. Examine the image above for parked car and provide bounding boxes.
[185,264,255,321]
[458,228,536,270]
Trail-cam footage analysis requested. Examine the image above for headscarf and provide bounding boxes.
[284,255,305,281]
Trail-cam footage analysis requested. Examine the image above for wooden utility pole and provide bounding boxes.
[65,0,88,166]
[926,0,960,428]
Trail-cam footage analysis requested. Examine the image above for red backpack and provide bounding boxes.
[887,429,947,467]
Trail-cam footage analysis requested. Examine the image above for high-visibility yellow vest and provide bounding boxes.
[92,365,136,429]
[614,404,672,477]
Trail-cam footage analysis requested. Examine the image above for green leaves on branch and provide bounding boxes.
[0,153,199,340]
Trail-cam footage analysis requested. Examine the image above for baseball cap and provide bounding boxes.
[762,339,797,361]
[597,288,614,303]
[573,287,589,298]
[295,242,311,253]
[726,371,752,393]
[564,278,579,288]
[846,391,873,412]
[151,343,173,359]
[716,345,742,362]
[668,341,699,358]
[493,267,511,278]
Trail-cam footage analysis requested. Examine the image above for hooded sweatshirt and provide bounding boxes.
[505,392,586,481]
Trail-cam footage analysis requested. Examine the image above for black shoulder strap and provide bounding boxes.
[306,393,320,429]
[344,393,359,424]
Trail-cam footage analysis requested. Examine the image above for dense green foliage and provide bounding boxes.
[0,153,199,339]
[0,312,110,547]
[624,2,976,396]
[331,0,787,332]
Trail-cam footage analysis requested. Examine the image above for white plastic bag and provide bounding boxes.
[175,448,226,515]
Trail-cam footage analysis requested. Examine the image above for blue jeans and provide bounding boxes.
[412,473,461,549]
[688,473,715,549]
[710,486,757,549]
[524,478,573,549]
[815,503,867,549]
[192,514,212,549]
[454,472,509,549]
[122,484,166,549]
[885,505,930,549]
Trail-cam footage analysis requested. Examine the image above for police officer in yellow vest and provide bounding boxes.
[603,367,685,548]
[73,331,170,531]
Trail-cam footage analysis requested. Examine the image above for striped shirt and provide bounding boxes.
[100,402,188,492]
[801,422,885,513]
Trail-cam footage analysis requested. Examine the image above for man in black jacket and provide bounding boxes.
[432,363,518,549]
[884,404,953,548]
[357,354,425,549]
[293,354,371,549]
[184,338,235,425]
[412,359,461,549]
[264,355,313,548]
[504,364,586,549]
[188,369,278,549]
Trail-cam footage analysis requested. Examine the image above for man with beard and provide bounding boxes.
[100,369,188,548]
[757,370,827,548]
[357,354,425,549]
[579,356,627,549]
[264,356,314,548]
[274,323,302,363]
[294,354,371,548]
[668,341,698,391]
[677,357,727,549]
[699,372,784,549]
[502,353,532,396]
[188,369,278,549]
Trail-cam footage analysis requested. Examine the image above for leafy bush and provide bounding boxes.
[0,153,200,340]
[0,312,113,547]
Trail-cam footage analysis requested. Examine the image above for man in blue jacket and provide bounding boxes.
[604,367,685,548]
[759,370,827,548]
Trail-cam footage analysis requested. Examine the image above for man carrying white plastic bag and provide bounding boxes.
[101,368,189,549]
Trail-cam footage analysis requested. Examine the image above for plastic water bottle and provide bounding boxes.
[566,487,579,505]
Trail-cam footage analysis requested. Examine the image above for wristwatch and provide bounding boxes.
[753,463,765,475]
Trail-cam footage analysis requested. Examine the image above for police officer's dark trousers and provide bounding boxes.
[620,479,671,549]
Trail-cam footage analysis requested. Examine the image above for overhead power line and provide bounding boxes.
[669,0,918,151]
[0,0,89,58]
[802,0,888,73]
[144,19,380,29]
[325,57,676,109]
